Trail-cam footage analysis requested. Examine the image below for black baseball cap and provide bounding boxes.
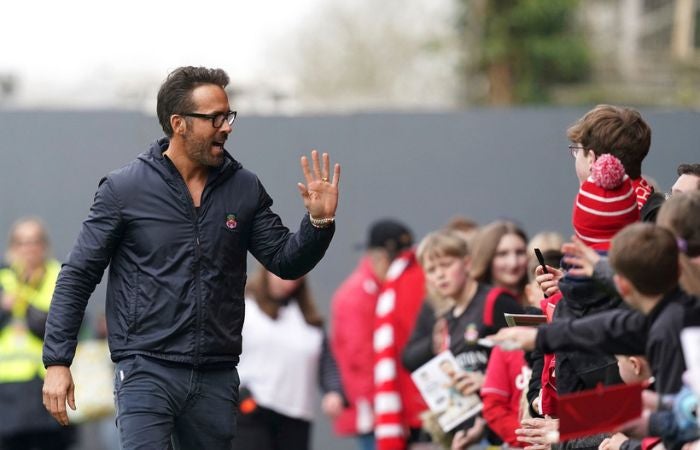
[366,219,413,253]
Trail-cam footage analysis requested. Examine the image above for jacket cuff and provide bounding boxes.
[43,361,71,368]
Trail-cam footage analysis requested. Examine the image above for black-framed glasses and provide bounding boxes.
[568,144,584,159]
[180,110,237,128]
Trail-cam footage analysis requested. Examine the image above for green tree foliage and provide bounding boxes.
[458,0,591,104]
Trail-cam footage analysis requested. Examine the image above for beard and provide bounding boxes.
[183,130,225,168]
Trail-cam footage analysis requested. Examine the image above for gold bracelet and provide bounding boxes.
[309,214,335,229]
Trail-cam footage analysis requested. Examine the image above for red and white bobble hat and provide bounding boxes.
[572,154,640,251]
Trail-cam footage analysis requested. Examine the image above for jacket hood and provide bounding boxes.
[138,137,242,182]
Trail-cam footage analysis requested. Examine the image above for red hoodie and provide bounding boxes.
[331,256,381,436]
[482,346,531,448]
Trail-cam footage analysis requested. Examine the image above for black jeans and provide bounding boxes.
[234,404,311,450]
[114,355,239,450]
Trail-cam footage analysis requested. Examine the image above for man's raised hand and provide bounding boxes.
[297,150,340,220]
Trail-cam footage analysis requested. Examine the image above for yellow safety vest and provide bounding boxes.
[0,260,60,383]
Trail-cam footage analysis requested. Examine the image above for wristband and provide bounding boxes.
[309,214,335,229]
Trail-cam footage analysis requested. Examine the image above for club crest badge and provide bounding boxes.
[225,214,238,230]
[464,323,479,344]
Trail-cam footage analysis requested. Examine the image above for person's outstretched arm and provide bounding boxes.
[488,307,647,356]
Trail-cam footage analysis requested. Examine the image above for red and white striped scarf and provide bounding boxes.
[632,176,654,210]
[373,253,412,450]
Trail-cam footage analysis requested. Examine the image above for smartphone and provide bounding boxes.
[534,248,548,274]
[534,248,549,298]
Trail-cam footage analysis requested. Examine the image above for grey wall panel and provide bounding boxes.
[1,108,698,450]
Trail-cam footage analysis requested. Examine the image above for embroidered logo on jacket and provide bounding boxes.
[464,323,479,344]
[225,214,238,230]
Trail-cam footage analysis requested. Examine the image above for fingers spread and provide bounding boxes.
[322,152,330,180]
[311,150,322,180]
[332,163,341,186]
[297,184,312,207]
[300,156,313,185]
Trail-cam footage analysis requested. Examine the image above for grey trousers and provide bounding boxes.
[114,355,239,450]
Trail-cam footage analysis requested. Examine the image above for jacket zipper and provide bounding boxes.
[164,160,204,367]
[179,168,228,367]
[161,154,232,367]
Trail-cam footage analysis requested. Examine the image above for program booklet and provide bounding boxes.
[504,313,547,327]
[410,350,482,432]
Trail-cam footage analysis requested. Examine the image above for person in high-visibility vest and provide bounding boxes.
[0,218,75,450]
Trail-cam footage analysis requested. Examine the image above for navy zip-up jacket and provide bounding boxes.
[43,138,335,367]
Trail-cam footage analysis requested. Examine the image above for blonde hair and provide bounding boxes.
[416,230,468,266]
[443,216,480,250]
[416,230,469,316]
[527,232,564,256]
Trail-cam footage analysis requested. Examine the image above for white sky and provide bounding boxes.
[1,0,328,103]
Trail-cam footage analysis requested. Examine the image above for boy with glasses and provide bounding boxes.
[566,104,663,222]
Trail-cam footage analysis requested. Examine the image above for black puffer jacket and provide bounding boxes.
[553,276,623,395]
[44,138,334,367]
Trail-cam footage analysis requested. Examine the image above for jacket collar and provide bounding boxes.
[139,137,242,183]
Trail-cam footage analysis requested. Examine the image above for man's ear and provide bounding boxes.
[613,274,632,297]
[171,115,186,135]
[463,255,472,274]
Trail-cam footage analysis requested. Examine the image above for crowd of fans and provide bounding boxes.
[328,104,700,450]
